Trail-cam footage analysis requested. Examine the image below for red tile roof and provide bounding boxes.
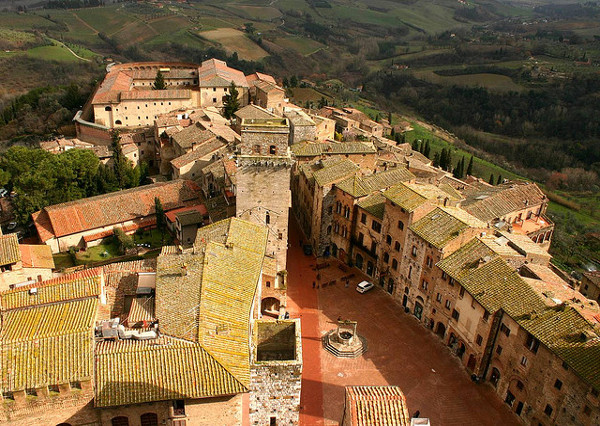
[19,244,55,269]
[345,386,411,426]
[165,205,208,223]
[33,180,200,240]
[197,59,249,88]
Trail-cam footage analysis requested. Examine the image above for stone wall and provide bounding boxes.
[250,320,302,426]
[236,160,292,274]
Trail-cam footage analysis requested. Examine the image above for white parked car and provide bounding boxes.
[356,280,374,293]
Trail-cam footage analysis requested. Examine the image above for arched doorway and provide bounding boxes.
[489,367,501,387]
[332,244,338,257]
[387,278,394,295]
[457,342,466,359]
[506,378,527,417]
[140,413,158,426]
[366,260,374,276]
[261,297,280,317]
[435,322,446,339]
[414,301,423,320]
[467,354,477,371]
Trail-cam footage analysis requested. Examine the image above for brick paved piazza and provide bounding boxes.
[286,219,519,426]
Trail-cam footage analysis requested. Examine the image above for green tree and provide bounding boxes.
[466,155,474,176]
[412,139,419,151]
[424,141,431,158]
[497,174,503,185]
[290,75,298,87]
[223,82,240,119]
[433,151,441,168]
[113,227,134,254]
[155,196,166,242]
[153,70,166,90]
[439,148,448,170]
[489,173,495,185]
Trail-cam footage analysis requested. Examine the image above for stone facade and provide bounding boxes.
[236,119,292,313]
[1,390,245,426]
[250,320,302,426]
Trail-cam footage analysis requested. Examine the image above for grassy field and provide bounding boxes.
[27,44,81,62]
[290,87,333,104]
[273,36,325,56]
[235,5,282,20]
[199,28,268,60]
[414,71,524,92]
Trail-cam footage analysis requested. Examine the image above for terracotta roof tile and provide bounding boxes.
[0,234,20,266]
[198,59,249,88]
[462,182,546,222]
[95,337,246,407]
[345,386,410,426]
[34,180,200,239]
[336,168,415,198]
[19,244,55,269]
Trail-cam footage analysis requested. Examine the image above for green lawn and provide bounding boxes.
[27,45,81,62]
[77,238,122,263]
[133,228,172,248]
[53,252,75,270]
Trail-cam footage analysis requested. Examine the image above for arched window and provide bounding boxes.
[398,220,404,230]
[326,225,332,235]
[105,106,112,111]
[269,145,277,155]
[111,417,129,426]
[392,259,398,270]
[115,120,122,125]
[253,145,261,154]
[490,368,501,387]
[140,413,158,426]
[266,212,270,225]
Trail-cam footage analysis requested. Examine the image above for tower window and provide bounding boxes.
[266,212,270,225]
[269,145,277,155]
[253,145,261,154]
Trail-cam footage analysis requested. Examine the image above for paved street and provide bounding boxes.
[286,218,519,426]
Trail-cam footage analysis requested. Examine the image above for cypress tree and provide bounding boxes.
[446,150,453,172]
[424,141,431,158]
[440,148,448,170]
[223,82,240,119]
[466,155,474,176]
[412,139,419,151]
[153,70,166,90]
[497,174,503,185]
[489,173,495,185]
[433,152,440,168]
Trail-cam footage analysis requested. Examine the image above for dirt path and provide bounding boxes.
[53,39,92,62]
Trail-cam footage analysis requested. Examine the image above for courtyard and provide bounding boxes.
[285,219,519,426]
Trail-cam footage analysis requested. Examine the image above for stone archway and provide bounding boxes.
[435,322,446,339]
[261,297,281,317]
[467,354,477,371]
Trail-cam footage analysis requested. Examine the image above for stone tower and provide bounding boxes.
[236,117,292,285]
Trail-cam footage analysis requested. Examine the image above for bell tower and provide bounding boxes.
[235,117,292,282]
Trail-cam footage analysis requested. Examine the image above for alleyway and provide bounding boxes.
[285,217,519,426]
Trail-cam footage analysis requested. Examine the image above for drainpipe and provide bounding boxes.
[481,309,504,381]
